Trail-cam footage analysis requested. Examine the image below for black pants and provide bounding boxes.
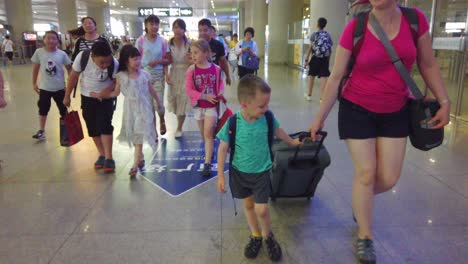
[38,89,67,117]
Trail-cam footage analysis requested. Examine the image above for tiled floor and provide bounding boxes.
[0,64,466,264]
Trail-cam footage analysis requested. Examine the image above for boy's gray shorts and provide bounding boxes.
[229,167,271,204]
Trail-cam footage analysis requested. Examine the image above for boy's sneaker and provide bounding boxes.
[304,93,312,101]
[103,159,116,173]
[244,236,262,259]
[94,156,105,169]
[32,130,45,140]
[356,238,376,264]
[202,163,212,177]
[265,232,282,262]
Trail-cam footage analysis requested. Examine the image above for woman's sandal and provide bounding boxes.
[137,160,145,171]
[129,167,138,178]
[160,121,167,135]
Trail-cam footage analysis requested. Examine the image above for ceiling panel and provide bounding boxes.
[0,0,244,30]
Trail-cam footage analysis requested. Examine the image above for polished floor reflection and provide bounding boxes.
[0,64,467,264]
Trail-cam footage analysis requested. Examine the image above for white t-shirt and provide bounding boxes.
[31,48,72,91]
[72,51,119,97]
[2,39,13,52]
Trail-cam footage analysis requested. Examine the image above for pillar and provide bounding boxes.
[128,21,143,39]
[238,7,245,37]
[244,1,253,28]
[309,0,349,64]
[251,0,268,58]
[87,5,110,35]
[5,0,33,42]
[57,0,77,34]
[267,0,290,64]
[288,0,304,24]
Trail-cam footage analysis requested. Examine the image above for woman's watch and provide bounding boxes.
[439,98,450,105]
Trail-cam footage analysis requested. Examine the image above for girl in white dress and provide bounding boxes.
[91,45,161,177]
[166,19,192,138]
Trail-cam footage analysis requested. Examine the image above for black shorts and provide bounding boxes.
[5,52,13,61]
[229,167,271,204]
[38,89,67,117]
[238,65,255,79]
[81,95,114,137]
[338,98,409,140]
[308,56,330,78]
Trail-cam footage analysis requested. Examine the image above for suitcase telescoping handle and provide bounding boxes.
[290,131,328,163]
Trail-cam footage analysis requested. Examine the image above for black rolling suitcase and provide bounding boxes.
[270,131,331,201]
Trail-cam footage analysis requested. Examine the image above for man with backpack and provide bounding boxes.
[304,18,333,101]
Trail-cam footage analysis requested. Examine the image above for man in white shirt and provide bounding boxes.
[2,35,14,66]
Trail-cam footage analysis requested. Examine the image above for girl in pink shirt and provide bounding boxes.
[186,39,224,177]
[309,1,450,263]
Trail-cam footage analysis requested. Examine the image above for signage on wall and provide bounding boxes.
[138,7,193,17]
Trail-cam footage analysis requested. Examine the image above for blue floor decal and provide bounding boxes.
[142,131,228,197]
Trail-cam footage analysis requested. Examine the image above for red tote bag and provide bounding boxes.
[61,110,84,147]
[215,96,233,135]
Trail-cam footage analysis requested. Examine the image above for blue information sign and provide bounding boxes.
[141,131,228,197]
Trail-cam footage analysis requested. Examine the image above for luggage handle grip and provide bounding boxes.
[291,131,327,163]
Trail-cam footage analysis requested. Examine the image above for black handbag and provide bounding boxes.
[369,14,444,151]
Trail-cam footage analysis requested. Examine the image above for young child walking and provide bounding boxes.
[91,45,161,178]
[186,39,224,177]
[31,30,72,140]
[64,41,118,173]
[216,75,301,262]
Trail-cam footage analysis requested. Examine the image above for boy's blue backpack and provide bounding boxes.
[311,31,332,58]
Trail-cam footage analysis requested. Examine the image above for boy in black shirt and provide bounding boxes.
[198,19,231,86]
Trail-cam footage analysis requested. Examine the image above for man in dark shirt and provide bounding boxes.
[198,19,231,86]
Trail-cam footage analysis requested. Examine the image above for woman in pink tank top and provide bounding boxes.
[309,1,450,263]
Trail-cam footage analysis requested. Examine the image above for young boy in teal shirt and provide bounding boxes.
[216,75,301,262]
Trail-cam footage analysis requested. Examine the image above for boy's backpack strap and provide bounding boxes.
[74,49,91,98]
[265,110,274,161]
[80,49,91,73]
[108,58,114,80]
[400,7,419,45]
[80,49,114,79]
[228,113,238,164]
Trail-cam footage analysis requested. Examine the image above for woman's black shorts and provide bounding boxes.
[308,56,330,78]
[338,98,409,140]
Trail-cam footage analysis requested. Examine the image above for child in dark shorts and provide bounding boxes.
[63,41,119,173]
[216,75,301,262]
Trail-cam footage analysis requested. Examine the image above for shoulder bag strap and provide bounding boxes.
[369,13,424,100]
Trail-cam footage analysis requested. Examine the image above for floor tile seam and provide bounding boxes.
[45,229,223,236]
[407,161,468,199]
[322,176,354,209]
[47,176,117,263]
[2,146,66,183]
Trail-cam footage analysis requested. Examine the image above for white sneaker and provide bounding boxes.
[175,130,183,138]
[304,93,312,101]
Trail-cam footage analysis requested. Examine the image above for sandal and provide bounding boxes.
[160,120,167,135]
[137,160,145,171]
[129,167,138,178]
